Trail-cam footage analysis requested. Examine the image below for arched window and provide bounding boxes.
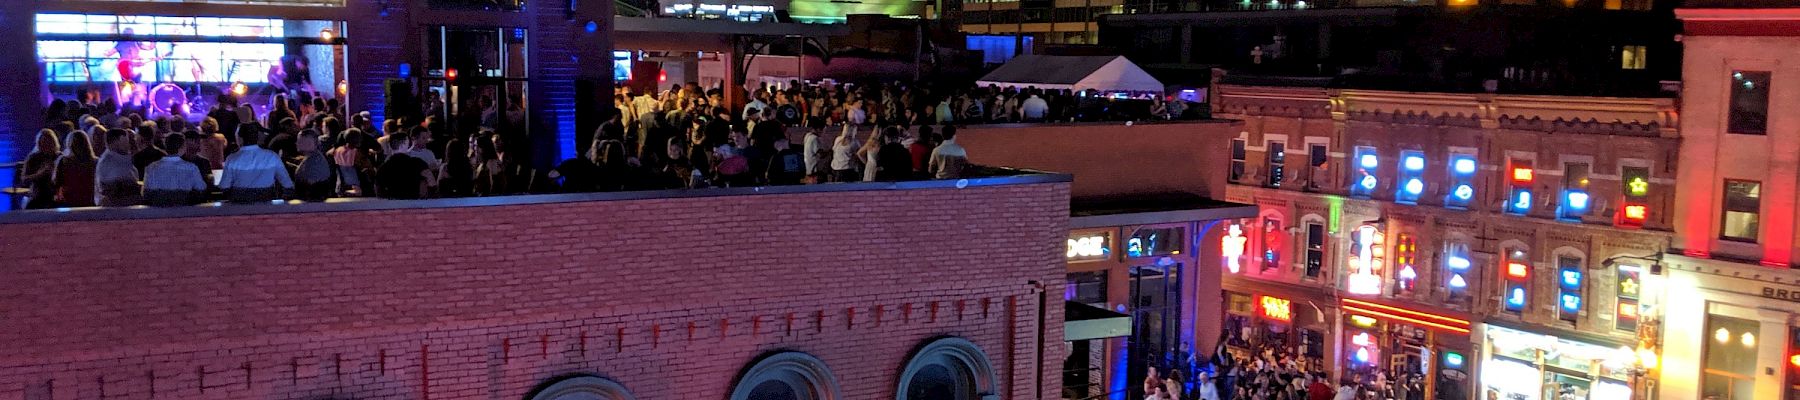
[729,351,841,400]
[896,337,999,400]
[527,375,636,400]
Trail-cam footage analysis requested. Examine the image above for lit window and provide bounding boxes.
[1304,222,1325,279]
[1267,141,1286,188]
[1730,71,1771,135]
[1507,159,1535,215]
[1619,166,1651,227]
[1261,217,1284,273]
[1558,162,1591,221]
[1396,150,1425,204]
[1446,154,1477,209]
[1345,225,1385,296]
[1556,256,1583,322]
[1350,146,1378,198]
[1703,314,1759,400]
[1722,180,1761,243]
[1443,242,1472,307]
[1616,264,1643,332]
[1394,234,1417,296]
[1620,46,1646,70]
[1501,248,1529,314]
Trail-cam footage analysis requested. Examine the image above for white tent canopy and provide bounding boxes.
[976,55,1165,93]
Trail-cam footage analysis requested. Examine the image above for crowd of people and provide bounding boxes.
[1128,338,1432,400]
[17,77,1204,210]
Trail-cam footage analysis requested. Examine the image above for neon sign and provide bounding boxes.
[1351,147,1379,198]
[1260,296,1293,321]
[1067,233,1111,261]
[1397,151,1425,204]
[1221,224,1247,273]
[1346,225,1386,295]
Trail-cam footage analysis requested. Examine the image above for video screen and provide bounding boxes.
[35,13,345,117]
[39,40,286,83]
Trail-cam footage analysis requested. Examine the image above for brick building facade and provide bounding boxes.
[1213,85,1676,399]
[0,177,1069,399]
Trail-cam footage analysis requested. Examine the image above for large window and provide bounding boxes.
[1126,226,1183,258]
[1729,71,1771,135]
[1260,217,1284,273]
[1446,153,1477,209]
[1558,161,1591,221]
[1230,139,1247,183]
[1350,146,1378,198]
[1443,241,1472,308]
[1307,143,1329,191]
[1556,256,1583,323]
[1065,271,1107,306]
[1703,314,1760,400]
[1266,141,1286,188]
[1507,158,1535,215]
[1615,264,1643,332]
[1396,150,1425,204]
[1304,222,1326,279]
[1501,248,1530,314]
[1722,180,1762,243]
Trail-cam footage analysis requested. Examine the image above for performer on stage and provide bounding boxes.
[104,28,157,108]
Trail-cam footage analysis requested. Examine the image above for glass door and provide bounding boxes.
[1127,262,1183,398]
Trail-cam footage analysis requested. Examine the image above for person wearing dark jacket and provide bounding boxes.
[875,128,912,182]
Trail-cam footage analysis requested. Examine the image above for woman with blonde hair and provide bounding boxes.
[54,130,99,207]
[22,129,61,209]
[856,123,883,182]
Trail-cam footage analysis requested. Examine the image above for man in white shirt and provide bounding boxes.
[1020,90,1050,122]
[743,89,769,121]
[405,130,440,190]
[95,128,143,207]
[219,126,295,203]
[802,124,823,181]
[143,133,207,206]
[928,126,968,180]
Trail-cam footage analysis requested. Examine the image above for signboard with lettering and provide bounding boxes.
[1260,296,1293,322]
[1067,233,1111,262]
[1761,287,1800,303]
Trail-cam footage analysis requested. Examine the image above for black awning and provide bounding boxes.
[1065,301,1132,341]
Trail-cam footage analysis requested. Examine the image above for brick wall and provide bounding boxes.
[0,182,1069,399]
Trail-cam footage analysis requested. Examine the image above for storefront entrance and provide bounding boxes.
[1480,324,1634,400]
[1127,261,1183,398]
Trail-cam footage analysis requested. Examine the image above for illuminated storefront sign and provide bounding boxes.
[1221,224,1247,273]
[1396,150,1425,204]
[1481,324,1634,400]
[1446,154,1476,208]
[1067,232,1111,262]
[663,3,778,21]
[1345,225,1385,295]
[1394,234,1417,295]
[1260,296,1292,322]
[1341,299,1471,334]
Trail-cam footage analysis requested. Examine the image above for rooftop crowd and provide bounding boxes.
[16,79,1201,210]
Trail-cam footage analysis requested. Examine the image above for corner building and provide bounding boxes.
[1214,85,1676,400]
[1660,3,1800,400]
[0,175,1070,399]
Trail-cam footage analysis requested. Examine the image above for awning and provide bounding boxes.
[1065,301,1132,341]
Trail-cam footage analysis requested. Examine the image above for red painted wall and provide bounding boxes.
[0,183,1068,399]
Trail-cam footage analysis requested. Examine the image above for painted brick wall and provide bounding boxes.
[0,182,1069,399]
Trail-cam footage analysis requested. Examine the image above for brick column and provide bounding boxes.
[0,0,43,210]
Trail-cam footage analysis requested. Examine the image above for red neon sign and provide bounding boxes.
[1340,299,1471,334]
[1507,262,1530,278]
[1623,205,1648,222]
[1261,296,1293,322]
[1512,168,1534,183]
